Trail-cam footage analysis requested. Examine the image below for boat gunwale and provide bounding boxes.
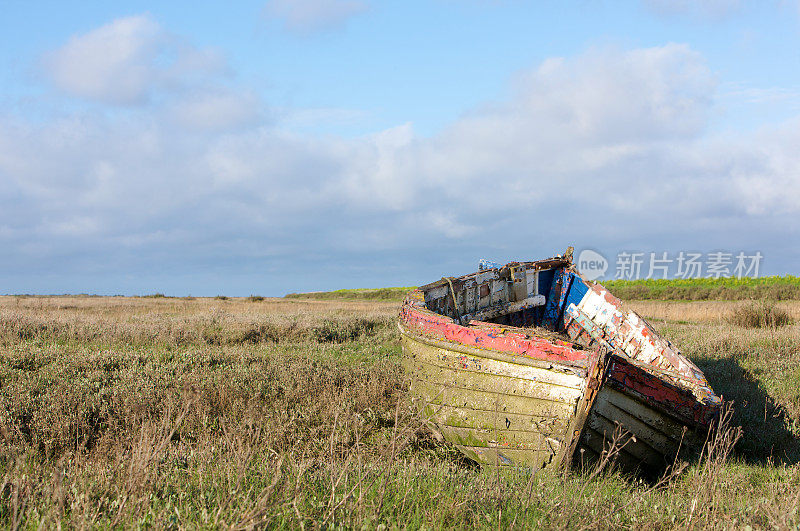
[398,320,588,376]
[603,356,719,428]
[417,256,572,292]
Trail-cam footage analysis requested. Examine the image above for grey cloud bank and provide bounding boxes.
[1,16,798,296]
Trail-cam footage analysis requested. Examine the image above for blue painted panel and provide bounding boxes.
[542,268,565,329]
[538,269,555,298]
[565,274,589,308]
[561,274,590,328]
[543,270,591,331]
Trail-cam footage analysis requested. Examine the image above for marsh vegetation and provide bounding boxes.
[1,294,800,528]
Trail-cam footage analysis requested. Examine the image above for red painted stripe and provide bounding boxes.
[606,357,718,426]
[400,298,587,364]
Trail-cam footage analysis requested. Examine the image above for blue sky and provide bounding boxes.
[1,0,799,295]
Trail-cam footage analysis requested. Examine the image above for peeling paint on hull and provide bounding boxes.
[399,250,722,474]
[400,330,584,469]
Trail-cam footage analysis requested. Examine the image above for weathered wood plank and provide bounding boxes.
[585,411,667,468]
[412,380,578,419]
[404,338,585,390]
[421,403,571,435]
[400,324,589,372]
[600,387,698,444]
[461,295,546,323]
[412,358,583,404]
[573,442,601,469]
[442,425,563,453]
[579,427,645,474]
[592,396,680,456]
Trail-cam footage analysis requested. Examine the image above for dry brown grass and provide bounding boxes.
[2,296,800,528]
[1,296,409,527]
[726,301,793,328]
[629,299,800,324]
[0,295,397,347]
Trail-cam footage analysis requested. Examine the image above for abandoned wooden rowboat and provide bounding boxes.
[399,248,721,474]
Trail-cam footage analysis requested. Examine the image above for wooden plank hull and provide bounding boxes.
[403,325,709,474]
[574,355,711,476]
[575,385,708,476]
[400,328,586,468]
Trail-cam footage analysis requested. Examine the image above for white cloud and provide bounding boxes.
[44,15,164,104]
[729,118,800,215]
[171,89,264,131]
[263,0,369,33]
[278,106,370,131]
[353,44,717,214]
[342,123,417,210]
[427,212,477,239]
[44,14,228,105]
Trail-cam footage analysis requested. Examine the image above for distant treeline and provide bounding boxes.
[285,287,414,302]
[601,276,800,301]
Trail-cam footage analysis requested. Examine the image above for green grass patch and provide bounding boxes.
[602,275,800,300]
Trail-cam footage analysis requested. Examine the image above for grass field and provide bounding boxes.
[603,276,800,301]
[2,294,800,528]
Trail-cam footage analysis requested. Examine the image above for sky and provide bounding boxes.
[1,0,799,296]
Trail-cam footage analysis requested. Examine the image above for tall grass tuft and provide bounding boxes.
[727,300,792,328]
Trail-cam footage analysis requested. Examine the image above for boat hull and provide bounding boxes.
[403,326,710,473]
[400,325,588,468]
[400,252,721,475]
